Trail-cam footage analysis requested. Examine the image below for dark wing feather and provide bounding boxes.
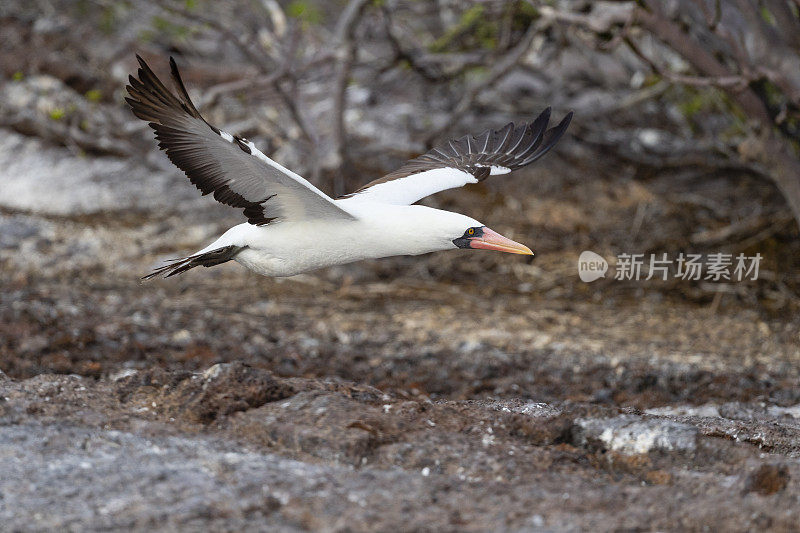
[126,55,353,225]
[344,108,572,204]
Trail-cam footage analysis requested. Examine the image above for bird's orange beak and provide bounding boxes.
[469,227,533,255]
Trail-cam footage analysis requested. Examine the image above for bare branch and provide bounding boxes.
[424,21,540,145]
[691,213,794,245]
[625,38,749,89]
[0,109,133,157]
[330,0,371,194]
[635,4,771,124]
[155,0,325,178]
[198,71,287,108]
[379,6,448,82]
[538,4,631,33]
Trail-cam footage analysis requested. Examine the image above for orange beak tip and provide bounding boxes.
[470,227,533,255]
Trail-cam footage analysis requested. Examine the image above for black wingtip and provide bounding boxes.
[535,107,551,126]
[518,110,573,166]
[550,110,574,138]
[527,107,552,140]
[166,55,203,119]
[135,54,150,71]
[168,56,180,82]
[548,110,573,137]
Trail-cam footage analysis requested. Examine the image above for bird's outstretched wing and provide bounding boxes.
[343,108,572,206]
[126,55,354,225]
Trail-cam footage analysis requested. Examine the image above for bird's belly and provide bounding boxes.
[231,219,428,277]
[234,244,371,277]
[234,249,303,277]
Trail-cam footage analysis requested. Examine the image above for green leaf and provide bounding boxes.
[429,5,498,53]
[85,89,103,103]
[286,1,323,25]
[759,5,776,26]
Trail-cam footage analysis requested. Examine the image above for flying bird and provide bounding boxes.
[126,56,572,279]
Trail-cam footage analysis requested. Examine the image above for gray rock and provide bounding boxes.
[718,402,769,421]
[0,215,49,250]
[0,423,499,532]
[0,130,199,216]
[484,399,562,418]
[574,415,698,454]
[0,424,392,530]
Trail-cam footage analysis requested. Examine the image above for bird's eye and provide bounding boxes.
[468,228,475,235]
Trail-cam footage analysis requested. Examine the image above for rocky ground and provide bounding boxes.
[2,105,800,530]
[2,362,800,531]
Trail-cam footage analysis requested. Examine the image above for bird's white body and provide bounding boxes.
[205,202,480,277]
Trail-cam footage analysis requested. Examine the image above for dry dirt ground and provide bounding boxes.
[2,126,800,531]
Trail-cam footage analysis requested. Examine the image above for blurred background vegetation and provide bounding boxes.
[1,0,799,314]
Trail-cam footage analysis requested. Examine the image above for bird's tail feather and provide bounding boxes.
[142,245,246,280]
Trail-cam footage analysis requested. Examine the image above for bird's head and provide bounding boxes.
[408,208,533,256]
[451,224,533,255]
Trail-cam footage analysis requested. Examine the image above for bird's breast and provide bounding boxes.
[231,212,443,277]
[232,220,382,276]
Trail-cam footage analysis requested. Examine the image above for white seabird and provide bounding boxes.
[126,56,572,279]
